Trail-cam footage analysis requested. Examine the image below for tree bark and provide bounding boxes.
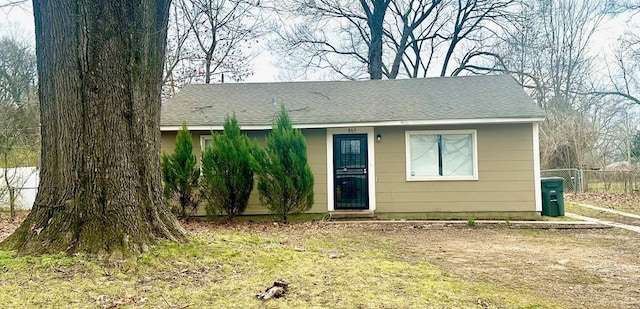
[362,0,390,80]
[1,0,185,257]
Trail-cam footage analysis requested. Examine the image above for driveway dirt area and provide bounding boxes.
[386,225,640,308]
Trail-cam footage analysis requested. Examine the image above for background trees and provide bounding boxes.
[0,34,38,217]
[0,0,27,9]
[453,0,637,169]
[507,0,607,169]
[162,0,268,97]
[0,35,39,165]
[271,0,516,80]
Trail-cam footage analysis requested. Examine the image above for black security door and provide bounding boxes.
[334,134,368,209]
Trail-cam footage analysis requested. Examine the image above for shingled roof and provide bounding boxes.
[160,75,545,130]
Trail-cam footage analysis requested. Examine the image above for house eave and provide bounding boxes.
[160,117,546,131]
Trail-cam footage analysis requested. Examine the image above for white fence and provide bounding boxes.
[0,167,39,211]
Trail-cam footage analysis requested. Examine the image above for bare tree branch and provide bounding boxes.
[271,0,516,80]
[0,0,27,9]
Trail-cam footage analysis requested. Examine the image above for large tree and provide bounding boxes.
[272,0,514,80]
[2,0,185,256]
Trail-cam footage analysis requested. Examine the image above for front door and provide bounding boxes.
[334,134,368,210]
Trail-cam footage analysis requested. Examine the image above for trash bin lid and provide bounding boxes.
[541,177,564,188]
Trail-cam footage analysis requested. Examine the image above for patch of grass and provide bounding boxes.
[0,226,558,308]
[567,192,640,215]
[583,182,632,194]
[0,251,87,270]
[566,202,640,226]
[517,229,544,237]
[539,214,577,221]
[565,202,617,219]
[0,148,39,168]
[467,219,476,227]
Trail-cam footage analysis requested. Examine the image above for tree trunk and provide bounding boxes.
[1,0,185,257]
[364,0,389,80]
[205,53,212,84]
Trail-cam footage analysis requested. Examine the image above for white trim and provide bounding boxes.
[533,122,542,212]
[160,117,545,131]
[405,129,478,181]
[326,127,376,212]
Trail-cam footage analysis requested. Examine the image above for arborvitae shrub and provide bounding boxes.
[201,114,259,219]
[161,122,201,217]
[255,105,314,222]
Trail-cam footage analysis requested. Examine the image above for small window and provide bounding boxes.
[405,130,477,181]
[341,139,361,155]
[202,136,214,150]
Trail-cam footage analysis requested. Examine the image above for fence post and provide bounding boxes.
[9,187,15,218]
[579,169,584,193]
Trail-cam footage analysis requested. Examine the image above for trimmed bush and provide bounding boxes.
[161,122,201,218]
[201,114,259,219]
[255,105,314,222]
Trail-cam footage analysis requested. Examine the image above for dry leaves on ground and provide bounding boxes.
[0,212,26,242]
[566,192,640,214]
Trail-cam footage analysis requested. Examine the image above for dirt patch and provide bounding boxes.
[378,224,640,309]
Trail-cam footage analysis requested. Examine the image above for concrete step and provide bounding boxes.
[329,210,376,220]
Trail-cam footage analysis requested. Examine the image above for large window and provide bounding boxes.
[405,130,478,181]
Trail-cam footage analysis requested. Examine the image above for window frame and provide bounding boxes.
[405,129,478,181]
[200,135,213,152]
[199,135,215,169]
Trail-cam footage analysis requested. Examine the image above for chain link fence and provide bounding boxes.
[541,169,582,192]
[542,169,640,194]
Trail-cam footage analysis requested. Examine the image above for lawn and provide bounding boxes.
[565,202,640,226]
[0,216,639,308]
[0,148,39,169]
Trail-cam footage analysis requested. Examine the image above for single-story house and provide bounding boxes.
[160,75,546,217]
